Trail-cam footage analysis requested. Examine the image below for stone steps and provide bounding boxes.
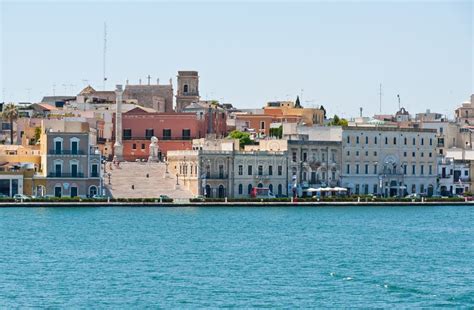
[104,162,193,199]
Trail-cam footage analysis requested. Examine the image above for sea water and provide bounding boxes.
[1,206,473,307]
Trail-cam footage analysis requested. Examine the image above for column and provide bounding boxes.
[113,85,124,161]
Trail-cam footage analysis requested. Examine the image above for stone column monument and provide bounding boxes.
[113,84,124,161]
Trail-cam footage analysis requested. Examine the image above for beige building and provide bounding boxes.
[175,71,200,112]
[341,126,437,196]
[168,138,288,198]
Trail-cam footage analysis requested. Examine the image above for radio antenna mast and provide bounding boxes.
[103,22,107,90]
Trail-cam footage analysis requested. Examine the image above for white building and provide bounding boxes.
[341,126,437,196]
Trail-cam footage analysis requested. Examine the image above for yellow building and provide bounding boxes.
[263,97,325,126]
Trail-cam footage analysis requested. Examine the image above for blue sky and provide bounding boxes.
[1,1,472,118]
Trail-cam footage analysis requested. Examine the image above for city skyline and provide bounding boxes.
[1,1,473,118]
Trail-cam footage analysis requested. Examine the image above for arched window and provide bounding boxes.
[205,184,212,198]
[183,84,188,93]
[54,185,62,198]
[89,185,98,197]
[257,183,263,188]
[238,184,243,195]
[269,184,273,194]
[248,184,253,194]
[218,185,225,198]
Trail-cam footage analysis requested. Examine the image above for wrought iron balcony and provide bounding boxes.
[48,150,85,155]
[47,173,85,178]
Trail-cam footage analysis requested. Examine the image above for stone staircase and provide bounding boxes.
[104,162,193,199]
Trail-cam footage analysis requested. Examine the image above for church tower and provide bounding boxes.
[175,71,200,112]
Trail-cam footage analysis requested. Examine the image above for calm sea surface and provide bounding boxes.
[1,206,473,308]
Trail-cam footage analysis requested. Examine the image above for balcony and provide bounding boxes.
[122,136,192,141]
[205,174,228,179]
[48,150,85,155]
[47,173,85,178]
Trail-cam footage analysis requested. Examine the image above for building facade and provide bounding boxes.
[44,130,101,197]
[341,126,437,196]
[175,71,200,112]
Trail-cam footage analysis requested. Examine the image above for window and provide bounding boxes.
[141,143,145,150]
[260,121,265,130]
[365,151,368,156]
[429,138,432,146]
[429,166,432,175]
[54,137,63,154]
[183,84,188,93]
[374,151,377,156]
[374,137,378,144]
[71,138,79,155]
[412,152,415,157]
[404,137,407,145]
[268,165,273,176]
[145,129,154,139]
[356,151,359,156]
[347,136,350,144]
[238,184,243,195]
[163,129,171,140]
[429,152,432,157]
[403,165,407,175]
[71,163,78,177]
[292,152,297,162]
[421,138,424,145]
[258,165,263,175]
[347,151,350,156]
[248,165,253,175]
[404,152,407,157]
[346,164,350,174]
[385,137,388,144]
[393,137,397,145]
[421,152,424,157]
[412,165,416,175]
[465,170,469,176]
[70,186,78,197]
[238,165,243,175]
[303,152,307,162]
[55,163,62,177]
[132,143,137,150]
[91,164,99,177]
[278,184,282,195]
[374,164,377,174]
[373,184,378,194]
[413,137,416,145]
[421,165,424,175]
[365,136,368,144]
[356,164,360,174]
[365,164,368,174]
[356,136,359,144]
[123,129,132,140]
[182,129,191,140]
[219,165,224,178]
[278,165,283,176]
[248,184,253,194]
[440,127,444,134]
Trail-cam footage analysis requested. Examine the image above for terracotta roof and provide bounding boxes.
[35,103,58,111]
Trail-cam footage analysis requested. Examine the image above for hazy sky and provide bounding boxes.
[1,1,472,118]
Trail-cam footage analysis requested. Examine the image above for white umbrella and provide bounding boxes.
[334,187,348,192]
[321,187,332,191]
[306,188,319,192]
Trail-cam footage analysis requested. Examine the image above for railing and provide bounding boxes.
[206,174,228,179]
[48,150,85,155]
[91,173,99,178]
[97,137,107,144]
[47,173,85,178]
[122,136,193,141]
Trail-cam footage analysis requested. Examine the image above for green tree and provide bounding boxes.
[227,130,252,149]
[269,125,283,138]
[328,115,348,127]
[34,127,42,143]
[2,103,19,145]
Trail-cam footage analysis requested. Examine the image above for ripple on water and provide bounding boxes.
[0,206,473,308]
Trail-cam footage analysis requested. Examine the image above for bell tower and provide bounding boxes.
[175,71,200,112]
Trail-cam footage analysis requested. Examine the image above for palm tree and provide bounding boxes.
[2,103,19,145]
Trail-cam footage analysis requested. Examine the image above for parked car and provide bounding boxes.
[159,195,171,200]
[92,195,108,200]
[194,195,206,202]
[405,193,418,199]
[14,194,31,202]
